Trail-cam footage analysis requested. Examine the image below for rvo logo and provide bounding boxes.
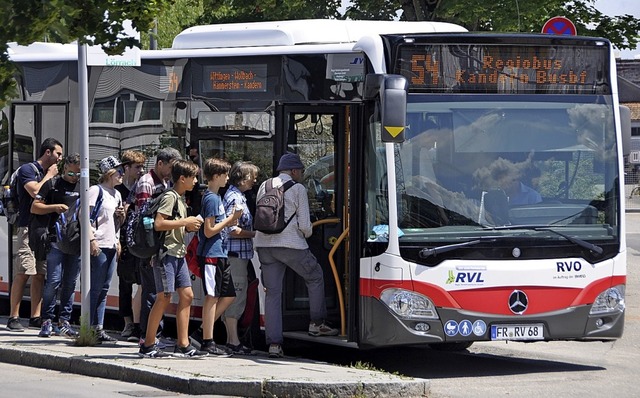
[556,261,582,272]
[350,57,364,65]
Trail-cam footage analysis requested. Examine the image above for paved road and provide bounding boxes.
[0,361,194,397]
[287,213,640,397]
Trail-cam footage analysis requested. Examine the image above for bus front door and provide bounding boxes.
[280,105,349,339]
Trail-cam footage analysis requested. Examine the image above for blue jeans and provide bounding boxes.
[42,246,81,322]
[90,248,117,328]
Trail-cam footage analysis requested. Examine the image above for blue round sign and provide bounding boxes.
[542,16,577,36]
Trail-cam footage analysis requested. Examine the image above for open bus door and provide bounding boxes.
[1,102,67,301]
[280,105,351,344]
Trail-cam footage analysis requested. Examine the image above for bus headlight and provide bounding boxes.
[590,285,625,314]
[380,288,439,320]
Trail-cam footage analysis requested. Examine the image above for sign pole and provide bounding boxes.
[77,42,91,325]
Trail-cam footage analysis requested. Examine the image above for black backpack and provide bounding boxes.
[253,179,296,234]
[127,190,179,259]
[4,162,41,224]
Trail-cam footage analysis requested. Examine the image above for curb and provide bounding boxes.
[0,345,428,397]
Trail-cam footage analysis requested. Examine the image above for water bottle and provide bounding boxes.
[143,216,154,230]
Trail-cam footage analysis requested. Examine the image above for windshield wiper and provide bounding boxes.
[419,238,497,258]
[484,224,603,255]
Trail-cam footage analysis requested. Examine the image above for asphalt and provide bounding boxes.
[0,316,429,397]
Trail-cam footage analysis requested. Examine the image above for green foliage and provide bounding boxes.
[345,0,640,50]
[0,0,173,103]
[74,316,98,346]
[196,0,342,24]
[140,0,205,49]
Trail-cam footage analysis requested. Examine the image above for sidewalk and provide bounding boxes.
[0,316,428,397]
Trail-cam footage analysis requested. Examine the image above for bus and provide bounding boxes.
[1,19,626,350]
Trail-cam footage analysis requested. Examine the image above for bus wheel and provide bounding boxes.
[428,341,473,351]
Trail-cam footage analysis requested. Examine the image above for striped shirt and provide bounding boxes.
[253,173,312,250]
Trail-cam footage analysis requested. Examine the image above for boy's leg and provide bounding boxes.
[144,293,169,346]
[176,287,194,347]
[144,255,177,347]
[212,258,236,322]
[202,295,218,341]
[173,255,194,348]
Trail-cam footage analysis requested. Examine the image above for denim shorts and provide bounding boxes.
[153,255,192,294]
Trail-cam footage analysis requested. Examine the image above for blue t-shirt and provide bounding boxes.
[197,190,227,258]
[17,161,44,227]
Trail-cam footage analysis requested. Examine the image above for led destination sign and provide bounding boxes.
[398,44,609,94]
[204,64,268,93]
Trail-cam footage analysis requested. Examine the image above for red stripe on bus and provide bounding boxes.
[0,281,9,294]
[360,275,625,315]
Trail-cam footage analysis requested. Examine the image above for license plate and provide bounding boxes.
[490,324,544,341]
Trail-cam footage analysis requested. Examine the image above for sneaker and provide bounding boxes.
[226,343,254,355]
[7,317,24,332]
[268,344,284,358]
[29,317,42,329]
[38,319,53,338]
[126,325,141,343]
[96,329,118,343]
[188,328,204,349]
[157,333,175,348]
[58,321,79,338]
[202,342,233,357]
[121,322,135,338]
[308,321,339,337]
[138,343,172,358]
[173,344,209,358]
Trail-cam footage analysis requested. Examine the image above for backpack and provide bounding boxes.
[125,180,166,257]
[127,190,179,259]
[253,178,296,234]
[3,162,41,224]
[56,187,103,255]
[185,233,202,278]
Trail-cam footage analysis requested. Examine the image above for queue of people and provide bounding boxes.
[5,145,338,359]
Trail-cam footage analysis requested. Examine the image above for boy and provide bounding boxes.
[138,159,205,358]
[196,158,242,355]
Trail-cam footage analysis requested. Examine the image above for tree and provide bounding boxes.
[345,0,640,51]
[196,0,342,25]
[140,0,205,49]
[0,0,173,105]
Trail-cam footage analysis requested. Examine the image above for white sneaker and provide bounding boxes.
[268,344,283,358]
[308,321,339,337]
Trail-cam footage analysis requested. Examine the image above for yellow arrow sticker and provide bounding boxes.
[384,126,404,138]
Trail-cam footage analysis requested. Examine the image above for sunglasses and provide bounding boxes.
[67,172,80,177]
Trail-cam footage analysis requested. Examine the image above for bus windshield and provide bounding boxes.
[395,94,619,249]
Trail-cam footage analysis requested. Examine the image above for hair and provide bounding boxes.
[39,137,63,158]
[171,159,200,182]
[228,161,259,186]
[156,147,182,165]
[63,153,81,166]
[99,168,117,183]
[121,150,147,165]
[203,158,231,180]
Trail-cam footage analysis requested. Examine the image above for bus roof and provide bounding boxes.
[8,19,467,63]
[171,19,467,49]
